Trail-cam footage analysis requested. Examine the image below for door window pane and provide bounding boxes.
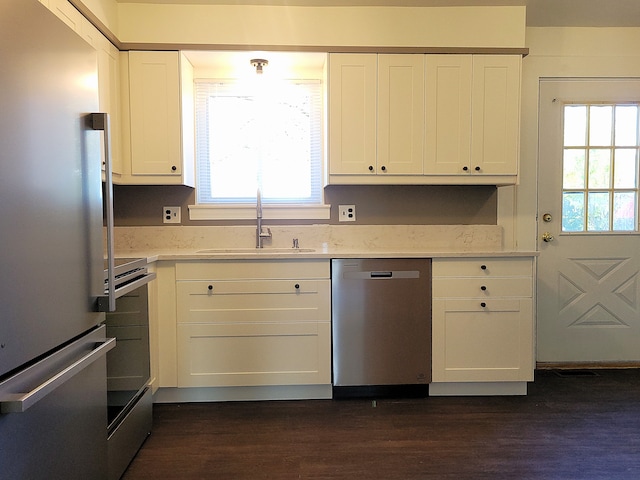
[564,105,587,147]
[614,149,638,188]
[587,192,610,231]
[562,192,585,232]
[563,149,585,189]
[615,105,638,146]
[613,192,637,231]
[587,149,611,188]
[589,105,613,146]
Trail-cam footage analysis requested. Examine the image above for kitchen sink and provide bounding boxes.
[196,248,315,254]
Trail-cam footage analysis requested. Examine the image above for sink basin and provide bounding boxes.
[197,248,315,254]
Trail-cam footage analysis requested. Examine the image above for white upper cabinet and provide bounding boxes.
[119,51,195,186]
[328,54,377,175]
[424,54,521,180]
[424,55,473,175]
[329,53,522,185]
[329,54,424,177]
[377,54,425,175]
[470,55,521,176]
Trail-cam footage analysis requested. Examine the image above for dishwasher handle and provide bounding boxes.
[344,270,420,280]
[370,271,392,278]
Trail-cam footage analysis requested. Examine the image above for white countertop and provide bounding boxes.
[133,247,538,264]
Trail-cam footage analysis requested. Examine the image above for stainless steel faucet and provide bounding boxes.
[256,188,271,248]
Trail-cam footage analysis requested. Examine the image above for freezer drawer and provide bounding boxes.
[331,259,431,389]
[0,326,114,480]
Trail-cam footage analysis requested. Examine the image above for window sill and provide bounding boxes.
[188,204,331,221]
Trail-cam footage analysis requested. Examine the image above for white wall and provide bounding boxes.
[115,4,525,48]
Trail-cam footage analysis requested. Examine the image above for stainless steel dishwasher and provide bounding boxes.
[331,258,431,397]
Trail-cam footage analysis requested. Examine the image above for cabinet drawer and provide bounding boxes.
[177,322,331,387]
[432,258,532,277]
[177,280,331,324]
[176,260,330,280]
[433,277,532,298]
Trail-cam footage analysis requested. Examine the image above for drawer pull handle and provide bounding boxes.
[481,302,487,308]
[481,285,487,291]
[480,265,487,270]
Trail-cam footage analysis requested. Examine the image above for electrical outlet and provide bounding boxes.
[338,205,356,222]
[163,206,181,224]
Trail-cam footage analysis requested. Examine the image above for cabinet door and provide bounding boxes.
[377,54,424,175]
[128,51,182,177]
[424,55,472,175]
[328,54,377,175]
[471,55,521,175]
[177,322,331,387]
[176,279,331,388]
[432,298,533,382]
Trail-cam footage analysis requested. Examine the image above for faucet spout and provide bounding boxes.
[256,188,271,248]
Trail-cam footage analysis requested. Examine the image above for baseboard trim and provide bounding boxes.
[429,381,527,396]
[537,361,640,370]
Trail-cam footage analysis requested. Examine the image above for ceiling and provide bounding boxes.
[116,0,640,27]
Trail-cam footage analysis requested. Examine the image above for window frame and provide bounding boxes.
[188,72,329,221]
[560,101,640,235]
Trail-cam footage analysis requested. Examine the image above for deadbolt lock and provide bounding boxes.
[542,213,552,222]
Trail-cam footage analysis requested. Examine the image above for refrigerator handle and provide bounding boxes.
[0,338,115,414]
[91,112,116,312]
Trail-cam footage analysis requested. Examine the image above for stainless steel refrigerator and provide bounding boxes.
[0,1,113,478]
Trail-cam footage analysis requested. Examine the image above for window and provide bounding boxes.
[561,103,640,232]
[194,78,324,213]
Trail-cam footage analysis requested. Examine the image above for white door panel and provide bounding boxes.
[537,79,640,362]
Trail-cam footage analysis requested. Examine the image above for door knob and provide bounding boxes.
[542,232,554,242]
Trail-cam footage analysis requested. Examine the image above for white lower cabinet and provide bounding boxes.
[431,257,534,395]
[169,260,331,399]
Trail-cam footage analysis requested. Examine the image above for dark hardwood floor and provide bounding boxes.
[122,369,640,479]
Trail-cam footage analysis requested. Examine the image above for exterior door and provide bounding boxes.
[537,79,640,363]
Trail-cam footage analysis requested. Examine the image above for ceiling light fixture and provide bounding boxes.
[250,58,268,74]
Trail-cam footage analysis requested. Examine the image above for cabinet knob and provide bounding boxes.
[475,166,481,172]
[481,302,487,308]
[381,165,386,172]
[171,165,177,172]
[480,264,487,270]
[462,166,469,171]
[207,284,213,291]
[294,283,300,290]
[481,285,487,291]
[368,165,374,172]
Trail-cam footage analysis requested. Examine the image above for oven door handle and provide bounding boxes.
[98,272,156,311]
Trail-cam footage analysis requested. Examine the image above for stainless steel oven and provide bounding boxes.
[103,259,155,480]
